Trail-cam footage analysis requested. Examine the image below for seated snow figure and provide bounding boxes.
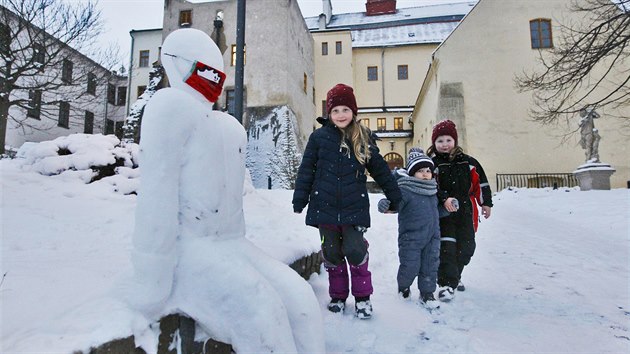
[131,28,324,353]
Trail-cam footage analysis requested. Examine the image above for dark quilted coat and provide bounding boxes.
[433,151,493,219]
[292,118,402,228]
[394,170,441,236]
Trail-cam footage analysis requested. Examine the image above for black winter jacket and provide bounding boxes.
[292,118,402,228]
[432,151,493,230]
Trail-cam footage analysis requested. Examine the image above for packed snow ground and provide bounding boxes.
[1,157,629,353]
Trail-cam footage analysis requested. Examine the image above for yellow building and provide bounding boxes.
[411,0,629,191]
[306,0,477,169]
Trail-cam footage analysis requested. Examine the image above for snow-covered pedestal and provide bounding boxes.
[573,163,616,191]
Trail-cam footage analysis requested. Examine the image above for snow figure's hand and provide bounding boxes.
[377,198,391,213]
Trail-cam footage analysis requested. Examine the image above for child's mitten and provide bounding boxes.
[378,198,391,213]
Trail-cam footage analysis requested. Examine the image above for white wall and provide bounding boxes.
[126,29,163,114]
[413,0,629,190]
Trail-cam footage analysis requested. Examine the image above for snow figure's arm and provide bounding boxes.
[292,133,318,213]
[130,89,193,316]
[134,89,191,253]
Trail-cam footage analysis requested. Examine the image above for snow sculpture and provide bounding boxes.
[130,29,324,353]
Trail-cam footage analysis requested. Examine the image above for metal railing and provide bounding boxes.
[496,173,578,191]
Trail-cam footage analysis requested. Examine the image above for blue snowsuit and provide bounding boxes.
[393,169,441,295]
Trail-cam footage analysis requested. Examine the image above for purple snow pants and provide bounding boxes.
[319,224,373,299]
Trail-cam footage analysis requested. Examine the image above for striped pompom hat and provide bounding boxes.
[406,147,434,176]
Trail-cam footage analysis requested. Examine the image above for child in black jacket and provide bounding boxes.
[427,119,493,301]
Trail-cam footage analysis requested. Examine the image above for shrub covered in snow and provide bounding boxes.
[17,134,140,194]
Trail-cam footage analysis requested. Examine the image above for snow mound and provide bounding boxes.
[15,134,140,193]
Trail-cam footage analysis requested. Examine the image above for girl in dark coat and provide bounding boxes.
[427,119,493,301]
[292,83,402,319]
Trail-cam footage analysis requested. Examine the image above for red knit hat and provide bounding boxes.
[431,119,458,145]
[326,83,358,116]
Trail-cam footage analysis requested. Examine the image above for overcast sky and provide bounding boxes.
[89,0,470,64]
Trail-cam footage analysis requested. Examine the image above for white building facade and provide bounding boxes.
[411,0,629,190]
[125,28,163,116]
[305,0,475,170]
[1,5,127,151]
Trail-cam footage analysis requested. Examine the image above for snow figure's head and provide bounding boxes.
[161,28,225,104]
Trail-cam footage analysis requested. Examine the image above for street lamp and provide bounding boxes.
[213,10,223,47]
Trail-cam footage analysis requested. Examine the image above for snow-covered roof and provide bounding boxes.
[351,21,460,47]
[374,131,413,138]
[306,2,476,47]
[306,2,475,29]
[358,106,414,113]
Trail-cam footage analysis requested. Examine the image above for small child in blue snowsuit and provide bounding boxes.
[378,147,446,309]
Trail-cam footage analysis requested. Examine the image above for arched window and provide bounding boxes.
[383,152,403,170]
[530,19,553,49]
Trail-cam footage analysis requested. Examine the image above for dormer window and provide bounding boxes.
[530,19,553,49]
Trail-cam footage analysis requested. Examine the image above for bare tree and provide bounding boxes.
[0,0,120,155]
[516,0,630,129]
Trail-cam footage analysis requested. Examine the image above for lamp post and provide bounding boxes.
[213,11,223,111]
[234,0,246,124]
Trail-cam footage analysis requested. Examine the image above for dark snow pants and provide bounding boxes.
[437,213,476,289]
[397,229,440,295]
[319,224,373,300]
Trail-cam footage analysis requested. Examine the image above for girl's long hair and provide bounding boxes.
[340,116,372,166]
[427,144,463,161]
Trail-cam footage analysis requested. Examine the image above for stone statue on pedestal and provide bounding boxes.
[574,106,615,190]
[578,106,601,163]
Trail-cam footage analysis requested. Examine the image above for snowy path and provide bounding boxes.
[1,159,629,353]
[306,189,630,353]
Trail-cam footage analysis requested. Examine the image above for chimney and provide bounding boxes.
[365,0,397,16]
[321,0,333,28]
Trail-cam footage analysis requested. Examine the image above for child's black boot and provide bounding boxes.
[438,286,455,302]
[421,292,440,310]
[327,298,345,313]
[355,296,372,319]
[457,280,465,291]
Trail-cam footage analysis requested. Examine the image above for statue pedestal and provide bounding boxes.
[573,163,616,191]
